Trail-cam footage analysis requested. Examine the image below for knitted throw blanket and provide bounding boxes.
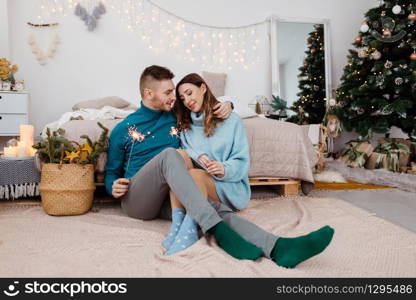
[0,157,40,200]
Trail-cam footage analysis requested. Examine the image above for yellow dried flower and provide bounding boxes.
[11,65,18,74]
[0,58,18,80]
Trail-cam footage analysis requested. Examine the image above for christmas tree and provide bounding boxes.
[334,0,416,140]
[287,24,326,124]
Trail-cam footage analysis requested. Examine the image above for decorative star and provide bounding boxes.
[81,143,93,154]
[63,150,80,163]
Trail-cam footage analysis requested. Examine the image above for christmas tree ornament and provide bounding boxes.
[395,77,404,85]
[376,75,385,86]
[372,17,407,42]
[355,36,363,43]
[371,50,382,60]
[408,13,416,21]
[360,23,369,33]
[384,60,393,68]
[358,47,369,58]
[410,52,416,60]
[329,98,337,106]
[383,29,392,37]
[392,5,402,14]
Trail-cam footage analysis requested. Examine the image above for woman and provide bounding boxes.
[163,74,334,270]
[161,73,251,255]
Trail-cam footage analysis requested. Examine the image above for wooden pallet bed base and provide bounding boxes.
[249,177,300,195]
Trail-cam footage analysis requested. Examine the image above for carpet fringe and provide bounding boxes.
[0,183,40,200]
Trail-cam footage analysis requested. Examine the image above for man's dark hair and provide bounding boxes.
[139,65,174,97]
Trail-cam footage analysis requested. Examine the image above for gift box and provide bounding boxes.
[365,152,387,170]
[339,141,373,168]
[378,138,412,169]
[365,138,411,172]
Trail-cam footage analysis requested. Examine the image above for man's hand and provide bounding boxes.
[206,160,225,178]
[213,101,232,119]
[112,178,130,198]
[198,154,212,168]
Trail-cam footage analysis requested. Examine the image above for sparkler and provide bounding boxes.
[126,126,146,173]
[169,126,180,138]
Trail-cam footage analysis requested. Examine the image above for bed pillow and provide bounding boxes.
[202,71,227,97]
[218,96,257,119]
[72,96,133,111]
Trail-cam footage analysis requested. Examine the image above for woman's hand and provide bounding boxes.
[198,154,212,168]
[206,160,225,178]
[213,102,232,119]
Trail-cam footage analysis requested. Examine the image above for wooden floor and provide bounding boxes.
[314,180,392,190]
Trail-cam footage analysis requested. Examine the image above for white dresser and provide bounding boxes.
[0,91,29,136]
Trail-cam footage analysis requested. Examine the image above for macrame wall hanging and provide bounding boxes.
[74,0,106,31]
[27,22,60,65]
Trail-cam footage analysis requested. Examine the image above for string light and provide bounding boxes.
[39,0,265,71]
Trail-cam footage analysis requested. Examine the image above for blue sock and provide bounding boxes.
[162,208,185,250]
[165,214,199,255]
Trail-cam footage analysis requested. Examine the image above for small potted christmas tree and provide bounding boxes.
[269,95,288,119]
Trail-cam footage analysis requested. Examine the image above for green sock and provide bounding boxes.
[272,225,334,268]
[209,221,263,260]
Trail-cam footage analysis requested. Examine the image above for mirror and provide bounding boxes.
[270,17,332,123]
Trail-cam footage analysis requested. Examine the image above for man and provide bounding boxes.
[105,65,334,268]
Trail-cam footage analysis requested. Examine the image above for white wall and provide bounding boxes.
[0,0,9,57]
[7,0,377,137]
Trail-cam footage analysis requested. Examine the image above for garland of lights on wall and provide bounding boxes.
[38,0,266,71]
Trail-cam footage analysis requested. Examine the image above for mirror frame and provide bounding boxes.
[270,16,332,107]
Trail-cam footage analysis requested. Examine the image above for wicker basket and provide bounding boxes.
[40,164,96,216]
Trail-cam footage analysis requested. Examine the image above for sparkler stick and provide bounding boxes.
[126,126,145,173]
[126,140,135,173]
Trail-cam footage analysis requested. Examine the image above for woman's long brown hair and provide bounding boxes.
[173,73,223,137]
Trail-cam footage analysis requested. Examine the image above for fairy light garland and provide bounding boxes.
[38,0,266,71]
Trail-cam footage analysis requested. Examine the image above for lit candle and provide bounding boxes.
[20,124,35,157]
[29,147,37,157]
[18,141,28,158]
[4,146,18,158]
[20,124,34,143]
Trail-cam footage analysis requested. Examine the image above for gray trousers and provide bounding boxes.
[121,147,278,258]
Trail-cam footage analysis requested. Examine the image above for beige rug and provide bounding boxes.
[1,195,415,277]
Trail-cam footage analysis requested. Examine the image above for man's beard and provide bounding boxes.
[153,97,174,112]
